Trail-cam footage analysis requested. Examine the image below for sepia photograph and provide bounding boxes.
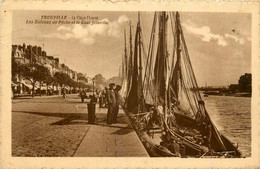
[10,10,253,159]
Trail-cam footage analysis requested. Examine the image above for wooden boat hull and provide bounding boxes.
[174,112,242,157]
[124,109,242,158]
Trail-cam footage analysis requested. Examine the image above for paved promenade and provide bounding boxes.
[12,94,148,157]
[74,108,148,157]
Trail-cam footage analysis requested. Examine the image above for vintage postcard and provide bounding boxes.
[1,1,260,169]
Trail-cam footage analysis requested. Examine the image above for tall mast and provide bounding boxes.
[126,13,144,114]
[138,12,142,82]
[162,12,168,118]
[175,12,181,101]
[125,21,135,111]
[124,28,128,76]
[126,22,133,99]
[138,12,144,112]
[129,21,133,71]
[153,12,168,117]
[121,54,124,83]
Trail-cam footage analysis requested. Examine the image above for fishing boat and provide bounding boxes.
[120,11,242,158]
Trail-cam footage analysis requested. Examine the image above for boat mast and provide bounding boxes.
[124,28,128,77]
[138,12,144,113]
[129,21,133,72]
[126,13,143,113]
[154,12,168,115]
[175,12,181,101]
[138,12,143,87]
[162,12,168,119]
[126,22,133,101]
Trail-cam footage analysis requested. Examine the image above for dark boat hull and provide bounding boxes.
[124,109,242,157]
[174,112,242,157]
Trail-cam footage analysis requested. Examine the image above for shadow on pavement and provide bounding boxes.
[91,122,132,129]
[13,100,88,104]
[13,111,88,125]
[111,126,133,135]
[13,97,32,100]
[13,110,133,136]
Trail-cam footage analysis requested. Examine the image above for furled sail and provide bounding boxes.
[153,12,168,108]
[120,29,129,99]
[126,13,145,114]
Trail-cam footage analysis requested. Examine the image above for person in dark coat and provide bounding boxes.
[99,88,107,108]
[107,83,116,124]
[61,87,66,98]
[80,90,86,102]
[104,87,108,108]
[113,85,122,123]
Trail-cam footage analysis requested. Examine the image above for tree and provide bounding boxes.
[77,82,87,89]
[54,72,71,87]
[12,57,19,81]
[94,74,106,86]
[44,74,54,95]
[38,65,52,96]
[108,76,122,86]
[52,76,58,94]
[77,73,88,83]
[20,63,51,97]
[11,57,21,96]
[67,78,76,93]
[238,73,252,92]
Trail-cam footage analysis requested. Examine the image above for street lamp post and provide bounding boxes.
[86,77,95,96]
[92,77,95,96]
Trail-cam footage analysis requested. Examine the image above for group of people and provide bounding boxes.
[78,83,122,124]
[101,83,122,124]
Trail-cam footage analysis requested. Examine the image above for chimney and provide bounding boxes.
[13,45,18,51]
[27,45,33,62]
[37,46,42,56]
[23,43,26,51]
[54,58,59,64]
[32,46,38,55]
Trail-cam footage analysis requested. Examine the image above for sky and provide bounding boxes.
[12,11,251,87]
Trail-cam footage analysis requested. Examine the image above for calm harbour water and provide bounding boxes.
[203,95,251,157]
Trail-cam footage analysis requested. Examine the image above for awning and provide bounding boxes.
[24,79,32,85]
[11,82,19,87]
[40,85,53,90]
[41,86,47,90]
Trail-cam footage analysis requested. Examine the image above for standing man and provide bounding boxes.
[107,83,116,124]
[62,87,66,98]
[113,85,122,123]
[104,87,109,108]
[80,89,86,103]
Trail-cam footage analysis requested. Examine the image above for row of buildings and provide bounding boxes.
[12,43,84,95]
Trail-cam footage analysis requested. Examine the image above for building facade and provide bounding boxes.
[12,43,81,95]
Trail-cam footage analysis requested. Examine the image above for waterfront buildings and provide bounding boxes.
[12,43,80,95]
